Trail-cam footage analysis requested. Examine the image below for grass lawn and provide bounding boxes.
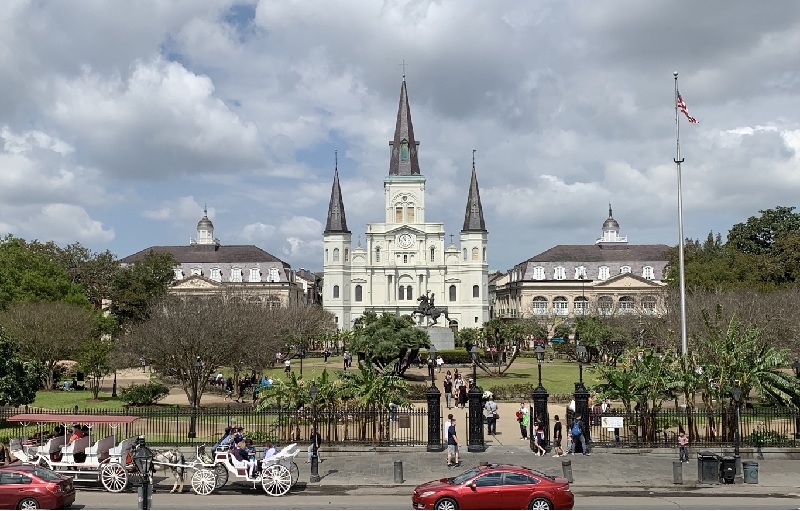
[28,390,128,411]
[229,356,602,397]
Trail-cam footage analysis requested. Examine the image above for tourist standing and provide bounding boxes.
[484,396,498,436]
[678,430,689,462]
[443,374,453,409]
[552,415,563,457]
[446,417,460,468]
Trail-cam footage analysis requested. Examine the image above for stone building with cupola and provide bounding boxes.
[120,209,307,306]
[321,78,490,331]
[492,205,670,325]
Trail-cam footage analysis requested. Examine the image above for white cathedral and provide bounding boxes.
[322,78,489,331]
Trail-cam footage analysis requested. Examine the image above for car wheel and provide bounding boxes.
[434,497,458,510]
[528,497,553,510]
[18,498,39,510]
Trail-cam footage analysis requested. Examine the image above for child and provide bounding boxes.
[565,431,574,455]
[678,430,689,462]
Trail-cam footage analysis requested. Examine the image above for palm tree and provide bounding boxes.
[337,361,410,441]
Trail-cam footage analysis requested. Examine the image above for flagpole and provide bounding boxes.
[673,71,688,357]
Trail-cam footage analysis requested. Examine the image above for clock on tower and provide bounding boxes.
[398,233,413,249]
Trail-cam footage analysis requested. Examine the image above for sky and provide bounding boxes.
[2,0,800,273]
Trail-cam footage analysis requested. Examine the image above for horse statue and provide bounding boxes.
[411,292,450,327]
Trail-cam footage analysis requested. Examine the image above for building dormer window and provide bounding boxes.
[532,266,545,280]
[268,268,279,282]
[620,266,631,274]
[400,139,409,161]
[174,268,184,280]
[574,266,587,280]
[210,268,222,282]
[230,267,242,282]
[554,266,566,280]
[191,267,202,277]
[598,266,610,280]
[249,268,261,282]
[642,266,654,280]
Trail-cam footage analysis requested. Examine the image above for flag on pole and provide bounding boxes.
[676,90,698,124]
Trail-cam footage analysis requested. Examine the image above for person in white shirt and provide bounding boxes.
[444,413,453,436]
[436,355,444,373]
[284,359,291,374]
[263,440,277,461]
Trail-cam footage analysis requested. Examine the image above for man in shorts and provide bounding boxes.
[446,418,460,468]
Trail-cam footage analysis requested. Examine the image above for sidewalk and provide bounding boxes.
[297,446,800,497]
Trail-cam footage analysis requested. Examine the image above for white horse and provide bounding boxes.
[151,449,186,493]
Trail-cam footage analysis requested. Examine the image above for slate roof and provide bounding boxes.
[388,79,421,176]
[526,244,671,263]
[462,163,487,233]
[324,160,350,234]
[120,244,290,267]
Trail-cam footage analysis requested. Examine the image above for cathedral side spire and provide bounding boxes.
[388,79,421,176]
[324,151,350,234]
[461,151,487,232]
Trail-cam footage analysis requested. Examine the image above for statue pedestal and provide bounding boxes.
[418,326,455,351]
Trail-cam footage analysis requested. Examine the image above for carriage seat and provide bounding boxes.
[228,452,249,470]
[109,437,139,463]
[86,436,115,460]
[37,436,67,456]
[62,436,90,460]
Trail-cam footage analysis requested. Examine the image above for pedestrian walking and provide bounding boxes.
[284,358,291,374]
[436,355,444,373]
[484,395,498,436]
[678,429,689,462]
[443,374,453,409]
[533,417,546,456]
[571,414,590,455]
[446,417,460,468]
[552,415,564,457]
[516,403,529,440]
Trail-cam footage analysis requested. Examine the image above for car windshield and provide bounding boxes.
[450,467,482,485]
[32,467,63,482]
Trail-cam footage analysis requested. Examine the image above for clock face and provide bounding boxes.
[398,233,413,249]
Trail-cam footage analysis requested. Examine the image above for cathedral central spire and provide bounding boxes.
[462,151,487,233]
[324,151,350,234]
[388,79,421,176]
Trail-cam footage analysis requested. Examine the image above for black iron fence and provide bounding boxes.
[562,406,800,448]
[0,405,429,448]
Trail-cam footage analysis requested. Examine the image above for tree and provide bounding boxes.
[110,251,176,325]
[0,327,44,406]
[0,301,98,389]
[476,318,545,376]
[727,206,800,256]
[77,337,115,399]
[0,235,90,310]
[348,312,429,374]
[338,361,411,440]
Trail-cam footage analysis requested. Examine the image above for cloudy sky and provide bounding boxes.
[2,0,800,273]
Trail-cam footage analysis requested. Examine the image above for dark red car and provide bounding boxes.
[0,464,75,509]
[412,463,573,510]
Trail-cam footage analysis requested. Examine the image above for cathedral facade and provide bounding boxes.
[322,79,489,331]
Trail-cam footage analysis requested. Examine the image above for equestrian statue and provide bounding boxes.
[411,291,450,327]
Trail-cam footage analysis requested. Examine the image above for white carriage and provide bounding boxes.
[7,413,143,493]
[187,442,300,496]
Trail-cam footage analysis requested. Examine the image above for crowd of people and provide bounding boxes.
[441,370,474,409]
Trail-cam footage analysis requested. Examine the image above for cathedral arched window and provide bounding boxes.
[462,248,467,261]
[333,285,340,299]
[532,296,548,316]
[400,139,409,161]
[355,285,362,302]
[430,247,435,262]
[325,249,329,262]
[471,247,479,261]
[375,247,381,263]
[398,286,405,300]
[472,285,479,298]
[406,285,412,299]
[403,254,408,264]
[449,285,457,302]
[483,248,486,262]
[333,248,340,262]
[344,249,349,262]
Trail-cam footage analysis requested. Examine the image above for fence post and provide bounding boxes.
[426,384,443,452]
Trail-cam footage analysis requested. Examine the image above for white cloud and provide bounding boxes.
[20,204,114,244]
[143,196,214,224]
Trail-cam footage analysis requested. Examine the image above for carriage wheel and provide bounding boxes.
[281,460,299,487]
[191,469,216,496]
[100,462,128,493]
[261,464,291,496]
[214,463,228,489]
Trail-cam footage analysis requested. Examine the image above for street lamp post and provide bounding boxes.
[132,439,154,510]
[429,345,438,383]
[467,345,485,452]
[573,337,591,450]
[731,384,743,483]
[531,344,549,452]
[188,356,202,439]
[298,348,307,377]
[309,381,321,483]
[112,370,118,398]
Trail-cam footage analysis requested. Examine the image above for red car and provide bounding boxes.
[412,463,573,510]
[0,464,75,510]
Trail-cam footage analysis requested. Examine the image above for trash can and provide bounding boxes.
[720,456,736,484]
[697,451,720,484]
[742,461,759,484]
[672,460,683,485]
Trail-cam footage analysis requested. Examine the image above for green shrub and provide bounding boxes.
[120,382,170,406]
[247,430,278,443]
[423,349,486,364]
[750,429,790,447]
